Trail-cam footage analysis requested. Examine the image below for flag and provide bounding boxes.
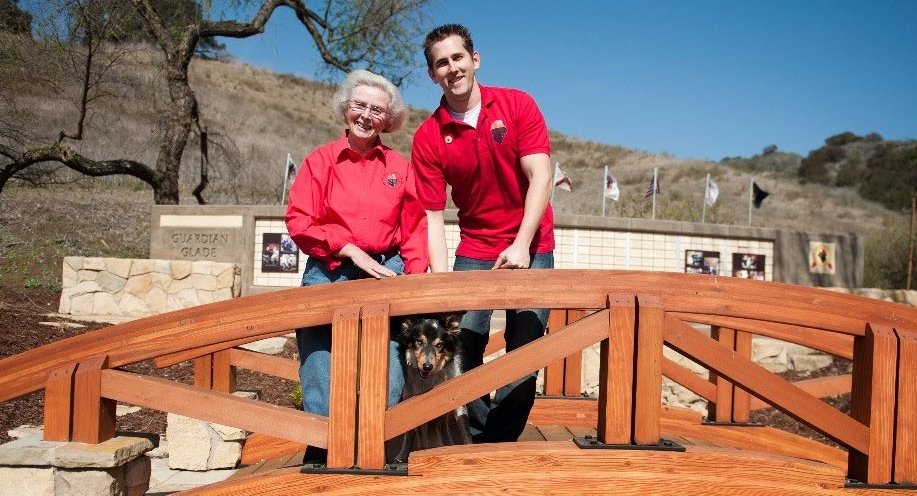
[752,181,769,208]
[286,154,298,184]
[705,176,719,206]
[604,173,619,201]
[644,174,660,198]
[554,163,573,192]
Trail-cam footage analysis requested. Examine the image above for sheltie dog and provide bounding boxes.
[395,313,472,462]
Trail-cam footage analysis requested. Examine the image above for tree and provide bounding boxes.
[0,0,31,35]
[0,0,431,204]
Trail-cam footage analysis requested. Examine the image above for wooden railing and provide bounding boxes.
[0,270,915,485]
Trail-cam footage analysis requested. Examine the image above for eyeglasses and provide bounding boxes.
[348,100,387,119]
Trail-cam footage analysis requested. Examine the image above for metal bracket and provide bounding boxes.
[573,435,685,452]
[300,462,408,476]
[844,479,917,490]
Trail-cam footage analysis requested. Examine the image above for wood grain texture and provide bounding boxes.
[193,354,213,389]
[227,348,299,382]
[5,270,917,404]
[633,295,663,445]
[327,306,360,469]
[732,330,753,422]
[542,309,567,396]
[42,363,76,442]
[563,309,587,397]
[748,374,852,411]
[385,310,611,440]
[598,294,635,444]
[100,369,328,448]
[72,356,115,444]
[709,327,736,422]
[848,323,898,484]
[482,329,505,357]
[212,349,235,394]
[664,314,870,454]
[894,327,917,484]
[357,303,389,470]
[239,433,306,466]
[662,356,716,401]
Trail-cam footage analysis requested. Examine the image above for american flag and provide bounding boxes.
[644,174,660,198]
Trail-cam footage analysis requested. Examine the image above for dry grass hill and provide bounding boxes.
[0,44,912,291]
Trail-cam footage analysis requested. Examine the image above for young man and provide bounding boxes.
[411,24,555,443]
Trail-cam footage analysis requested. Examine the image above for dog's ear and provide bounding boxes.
[399,318,414,337]
[443,312,464,332]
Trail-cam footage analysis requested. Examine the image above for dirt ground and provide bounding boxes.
[0,287,851,449]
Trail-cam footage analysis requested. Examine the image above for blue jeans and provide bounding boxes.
[296,255,406,420]
[453,252,553,443]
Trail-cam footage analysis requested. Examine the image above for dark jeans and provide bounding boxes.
[453,252,553,443]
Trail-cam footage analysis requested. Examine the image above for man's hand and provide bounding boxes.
[493,243,531,270]
[338,244,397,279]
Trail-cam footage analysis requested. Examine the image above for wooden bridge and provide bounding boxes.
[1,270,915,494]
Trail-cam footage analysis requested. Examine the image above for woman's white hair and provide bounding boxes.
[332,69,407,133]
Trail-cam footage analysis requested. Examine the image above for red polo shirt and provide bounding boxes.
[411,85,555,259]
[285,132,428,274]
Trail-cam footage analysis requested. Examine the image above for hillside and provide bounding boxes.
[1,44,913,290]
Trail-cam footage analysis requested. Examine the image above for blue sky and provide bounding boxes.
[218,1,917,161]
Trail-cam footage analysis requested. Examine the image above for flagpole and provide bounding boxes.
[748,176,754,226]
[702,173,709,223]
[281,153,292,205]
[652,167,658,220]
[602,165,608,217]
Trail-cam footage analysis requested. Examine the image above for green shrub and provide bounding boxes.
[863,221,912,289]
[825,131,862,147]
[859,144,917,211]
[290,384,303,410]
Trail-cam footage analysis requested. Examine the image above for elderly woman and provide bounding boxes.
[285,69,427,463]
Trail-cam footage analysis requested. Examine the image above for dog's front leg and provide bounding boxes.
[395,428,415,463]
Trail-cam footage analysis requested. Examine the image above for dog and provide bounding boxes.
[395,313,472,462]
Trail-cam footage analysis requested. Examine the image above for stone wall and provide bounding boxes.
[59,257,241,319]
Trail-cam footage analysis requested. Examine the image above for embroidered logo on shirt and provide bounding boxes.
[444,135,453,144]
[490,120,507,144]
[384,173,399,188]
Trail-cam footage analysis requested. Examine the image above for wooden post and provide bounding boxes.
[327,307,361,469]
[732,331,753,423]
[563,310,586,397]
[633,294,663,446]
[43,363,77,442]
[72,356,116,444]
[543,309,566,396]
[357,303,390,470]
[193,354,213,389]
[848,323,898,484]
[895,327,916,484]
[598,294,635,445]
[709,327,736,422]
[212,349,236,394]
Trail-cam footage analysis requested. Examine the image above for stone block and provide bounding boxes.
[191,273,218,291]
[83,258,106,271]
[239,337,287,356]
[210,262,233,276]
[207,440,242,470]
[55,466,124,496]
[165,414,212,471]
[0,435,57,466]
[62,262,77,288]
[191,261,212,274]
[93,292,121,316]
[129,259,153,277]
[790,353,833,372]
[6,425,42,440]
[150,272,172,289]
[64,256,83,272]
[104,258,133,279]
[143,287,168,314]
[69,280,101,297]
[216,267,235,288]
[168,276,195,295]
[96,272,127,294]
[0,467,54,496]
[214,288,233,301]
[77,269,99,281]
[69,293,95,316]
[124,273,152,297]
[173,288,201,308]
[196,290,214,305]
[58,292,72,314]
[170,261,192,280]
[53,437,153,469]
[153,260,170,273]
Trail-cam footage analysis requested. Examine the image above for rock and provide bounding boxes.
[143,287,168,314]
[63,256,83,272]
[116,405,141,417]
[83,258,106,271]
[216,267,235,288]
[69,293,95,316]
[0,435,57,466]
[190,273,218,291]
[0,467,55,495]
[55,466,124,495]
[207,440,242,470]
[119,293,149,317]
[790,353,833,372]
[166,414,212,471]
[77,269,99,281]
[6,425,42,439]
[239,337,288,355]
[38,321,86,330]
[53,437,153,469]
[153,259,171,273]
[191,261,212,275]
[129,259,154,277]
[105,258,133,279]
[124,273,153,297]
[96,271,127,294]
[170,261,192,280]
[93,292,121,316]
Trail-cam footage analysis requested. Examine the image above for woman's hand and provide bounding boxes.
[337,243,397,279]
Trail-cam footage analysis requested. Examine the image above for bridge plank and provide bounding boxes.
[99,369,328,448]
[633,295,663,445]
[663,314,870,455]
[327,307,360,469]
[895,327,917,484]
[357,303,390,470]
[385,310,611,440]
[599,294,635,444]
[749,374,852,411]
[240,433,306,466]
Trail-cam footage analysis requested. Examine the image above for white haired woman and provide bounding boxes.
[285,69,428,464]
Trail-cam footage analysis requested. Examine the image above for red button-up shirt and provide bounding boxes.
[412,85,555,259]
[285,132,428,274]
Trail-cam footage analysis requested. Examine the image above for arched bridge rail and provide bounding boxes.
[0,270,915,490]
